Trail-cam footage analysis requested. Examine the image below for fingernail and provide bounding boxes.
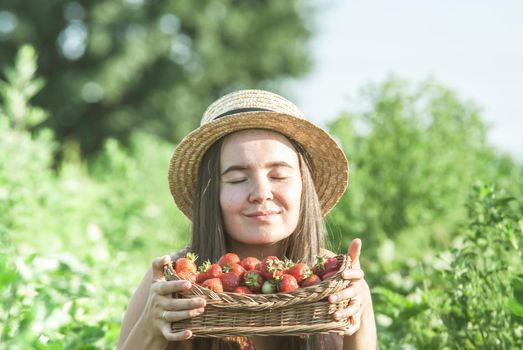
[197,308,205,313]
[342,271,350,279]
[334,312,341,320]
[330,295,338,303]
[184,330,192,338]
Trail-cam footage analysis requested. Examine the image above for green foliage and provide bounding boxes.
[0,0,313,156]
[374,185,523,349]
[327,77,523,262]
[2,46,523,349]
[1,45,189,349]
[436,184,523,348]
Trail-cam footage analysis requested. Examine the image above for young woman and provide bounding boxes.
[117,90,377,349]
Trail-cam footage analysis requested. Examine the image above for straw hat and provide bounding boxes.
[168,89,349,220]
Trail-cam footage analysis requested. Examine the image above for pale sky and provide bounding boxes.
[288,0,523,161]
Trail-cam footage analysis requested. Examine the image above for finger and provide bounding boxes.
[152,255,172,281]
[153,280,192,296]
[341,268,364,281]
[333,297,363,321]
[161,325,193,341]
[328,283,360,303]
[161,308,205,322]
[344,310,362,336]
[159,296,206,311]
[347,238,361,269]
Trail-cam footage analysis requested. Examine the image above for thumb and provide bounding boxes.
[152,255,172,281]
[347,238,362,268]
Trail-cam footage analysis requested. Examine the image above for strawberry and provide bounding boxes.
[313,255,339,277]
[261,279,277,294]
[321,270,338,280]
[233,286,253,294]
[260,256,283,280]
[287,263,312,284]
[222,263,246,278]
[218,253,240,268]
[221,272,241,292]
[177,271,197,283]
[175,252,198,274]
[301,274,322,287]
[201,277,223,292]
[197,260,222,283]
[324,257,340,272]
[281,256,295,274]
[243,270,264,293]
[277,274,299,293]
[240,256,261,271]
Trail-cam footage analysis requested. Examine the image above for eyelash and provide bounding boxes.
[226,176,288,184]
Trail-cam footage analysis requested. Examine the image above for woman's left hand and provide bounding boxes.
[328,238,368,336]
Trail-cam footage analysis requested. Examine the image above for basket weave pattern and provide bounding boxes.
[164,255,353,337]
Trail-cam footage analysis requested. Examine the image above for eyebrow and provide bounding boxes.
[220,161,295,176]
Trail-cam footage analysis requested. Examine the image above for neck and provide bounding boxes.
[226,238,286,260]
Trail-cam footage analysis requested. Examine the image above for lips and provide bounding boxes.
[244,210,280,217]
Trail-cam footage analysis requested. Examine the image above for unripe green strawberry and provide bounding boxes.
[261,279,277,294]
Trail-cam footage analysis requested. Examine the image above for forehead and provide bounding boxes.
[220,129,299,165]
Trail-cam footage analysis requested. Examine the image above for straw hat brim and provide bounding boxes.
[169,111,349,220]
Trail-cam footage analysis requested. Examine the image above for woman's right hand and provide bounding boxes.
[141,255,207,342]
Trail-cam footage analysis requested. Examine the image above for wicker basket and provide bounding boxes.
[163,255,353,337]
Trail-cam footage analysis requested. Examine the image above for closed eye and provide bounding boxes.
[226,178,247,184]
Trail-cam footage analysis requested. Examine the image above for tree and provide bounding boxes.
[327,77,523,261]
[0,0,313,156]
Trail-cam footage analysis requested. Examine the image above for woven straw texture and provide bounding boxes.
[164,255,353,337]
[168,89,349,220]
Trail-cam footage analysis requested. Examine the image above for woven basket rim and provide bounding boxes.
[164,255,352,310]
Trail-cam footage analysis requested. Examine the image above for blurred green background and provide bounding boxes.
[1,1,522,349]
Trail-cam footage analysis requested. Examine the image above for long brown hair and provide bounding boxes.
[190,130,327,350]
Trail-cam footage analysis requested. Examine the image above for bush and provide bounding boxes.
[1,45,189,349]
[374,184,523,349]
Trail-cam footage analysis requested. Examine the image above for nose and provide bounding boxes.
[248,176,274,203]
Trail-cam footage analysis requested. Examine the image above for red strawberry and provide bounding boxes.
[277,274,299,293]
[240,257,261,271]
[177,271,197,283]
[218,253,240,268]
[201,277,223,292]
[254,261,263,272]
[261,279,277,294]
[222,263,246,278]
[175,252,198,274]
[281,257,295,274]
[301,274,322,287]
[324,257,340,272]
[260,256,283,280]
[321,270,338,280]
[233,286,253,294]
[197,260,222,283]
[221,272,241,292]
[287,263,312,284]
[313,256,339,277]
[243,270,264,293]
